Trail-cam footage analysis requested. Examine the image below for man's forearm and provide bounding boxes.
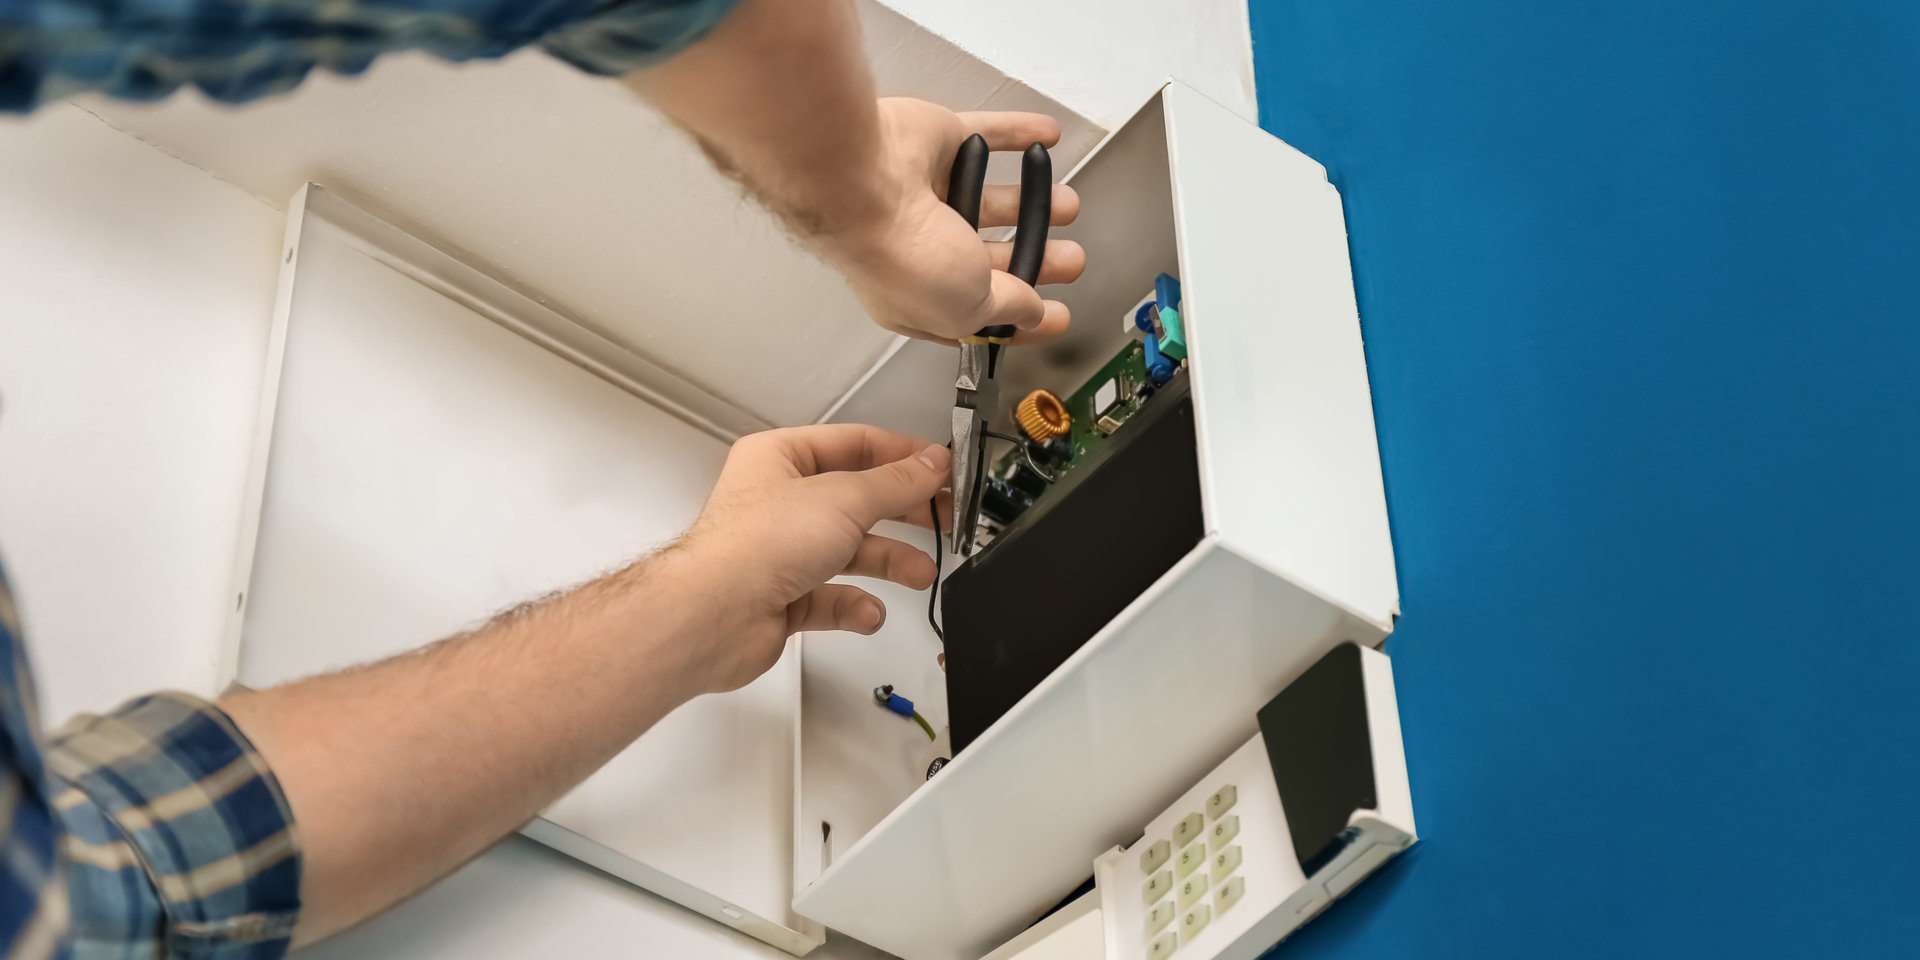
[626,0,889,238]
[220,547,723,946]
[217,422,949,947]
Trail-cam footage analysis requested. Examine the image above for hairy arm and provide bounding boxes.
[221,428,950,945]
[624,0,1086,344]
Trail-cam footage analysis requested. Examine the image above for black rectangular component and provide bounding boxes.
[1257,642,1378,876]
[941,377,1204,754]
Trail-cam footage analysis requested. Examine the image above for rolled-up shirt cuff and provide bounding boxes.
[541,0,745,76]
[46,691,300,958]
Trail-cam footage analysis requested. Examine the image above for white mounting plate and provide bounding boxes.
[795,81,1398,960]
[229,185,820,954]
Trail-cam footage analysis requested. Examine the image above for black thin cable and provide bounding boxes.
[927,494,944,644]
[983,429,1056,483]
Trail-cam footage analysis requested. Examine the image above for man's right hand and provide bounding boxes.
[626,0,1087,345]
[815,98,1088,346]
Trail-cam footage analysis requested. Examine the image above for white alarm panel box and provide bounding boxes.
[795,81,1401,960]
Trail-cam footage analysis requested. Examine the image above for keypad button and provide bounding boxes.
[1177,872,1209,909]
[1171,812,1205,848]
[1215,875,1246,914]
[1209,814,1240,851]
[1143,869,1174,905]
[1145,900,1177,938]
[1140,839,1171,874]
[1206,785,1237,821]
[1211,845,1242,883]
[1180,903,1211,942]
[1147,930,1178,960]
[1175,842,1206,878]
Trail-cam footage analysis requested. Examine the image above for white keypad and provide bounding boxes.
[1108,689,1416,960]
[1128,783,1247,957]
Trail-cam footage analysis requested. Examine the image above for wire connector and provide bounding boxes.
[874,685,939,741]
[879,687,917,718]
[873,685,915,718]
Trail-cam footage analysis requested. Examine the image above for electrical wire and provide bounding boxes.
[983,429,1057,483]
[910,710,938,742]
[928,494,944,644]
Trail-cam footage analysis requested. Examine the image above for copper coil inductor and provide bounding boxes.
[1015,389,1070,442]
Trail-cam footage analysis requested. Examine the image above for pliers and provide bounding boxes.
[944,135,1052,554]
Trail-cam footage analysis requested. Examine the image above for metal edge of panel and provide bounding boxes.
[257,184,820,955]
[217,182,310,691]
[301,184,771,444]
[1157,81,1220,547]
[522,817,825,957]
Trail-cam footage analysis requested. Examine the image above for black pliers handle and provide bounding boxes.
[945,134,1052,553]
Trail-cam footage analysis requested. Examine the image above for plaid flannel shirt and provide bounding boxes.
[0,0,742,111]
[2,563,302,960]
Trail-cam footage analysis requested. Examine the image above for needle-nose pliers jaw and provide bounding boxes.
[944,135,1052,554]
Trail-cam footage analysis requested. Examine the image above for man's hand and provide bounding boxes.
[672,424,951,693]
[817,98,1087,346]
[627,0,1087,344]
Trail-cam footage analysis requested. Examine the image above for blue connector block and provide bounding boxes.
[1134,301,1177,385]
[885,692,914,718]
[1155,272,1181,307]
[1153,273,1186,362]
[1143,333,1175,386]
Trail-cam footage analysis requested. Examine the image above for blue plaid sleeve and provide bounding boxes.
[0,576,69,960]
[0,0,742,112]
[44,693,300,960]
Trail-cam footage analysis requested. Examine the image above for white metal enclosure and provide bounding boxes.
[793,81,1398,960]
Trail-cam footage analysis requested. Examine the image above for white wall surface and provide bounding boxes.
[878,0,1257,127]
[0,104,281,724]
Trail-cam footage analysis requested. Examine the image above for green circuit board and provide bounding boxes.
[994,340,1152,481]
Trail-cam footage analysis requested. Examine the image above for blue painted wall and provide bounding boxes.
[1246,1,1920,955]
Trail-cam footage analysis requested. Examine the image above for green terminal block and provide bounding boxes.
[1156,305,1187,361]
